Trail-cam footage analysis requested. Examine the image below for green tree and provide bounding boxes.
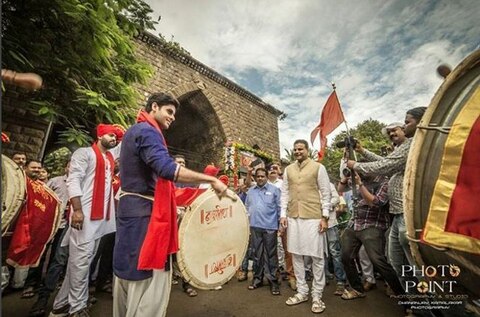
[322,119,391,182]
[2,0,156,146]
[283,147,318,163]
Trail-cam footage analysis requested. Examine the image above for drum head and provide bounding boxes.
[2,155,26,235]
[177,189,249,290]
[405,50,480,297]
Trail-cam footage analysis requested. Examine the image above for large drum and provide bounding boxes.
[404,50,480,298]
[1,155,26,235]
[177,189,249,290]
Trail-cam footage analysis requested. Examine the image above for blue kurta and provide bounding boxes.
[113,122,178,281]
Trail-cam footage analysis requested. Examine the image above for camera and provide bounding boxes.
[335,136,358,149]
[342,168,351,178]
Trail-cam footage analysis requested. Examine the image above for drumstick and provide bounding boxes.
[1,69,43,90]
[437,64,451,79]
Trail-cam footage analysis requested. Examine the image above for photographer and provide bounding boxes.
[337,171,403,300]
[345,109,426,289]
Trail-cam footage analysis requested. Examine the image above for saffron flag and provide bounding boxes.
[310,90,345,160]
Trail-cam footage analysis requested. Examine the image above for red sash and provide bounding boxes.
[91,143,115,220]
[7,178,60,267]
[136,110,179,270]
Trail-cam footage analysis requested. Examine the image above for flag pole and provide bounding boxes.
[331,82,350,135]
[331,82,357,162]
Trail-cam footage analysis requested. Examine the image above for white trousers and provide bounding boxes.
[53,237,99,314]
[292,253,325,300]
[113,266,172,317]
[359,245,376,284]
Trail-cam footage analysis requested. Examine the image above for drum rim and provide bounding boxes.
[177,189,249,290]
[2,155,26,235]
[404,49,480,297]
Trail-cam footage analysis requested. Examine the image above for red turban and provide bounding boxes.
[112,124,126,142]
[203,165,220,177]
[97,124,118,138]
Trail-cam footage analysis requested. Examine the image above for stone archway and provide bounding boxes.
[164,83,226,172]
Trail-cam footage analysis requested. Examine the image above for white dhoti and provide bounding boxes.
[113,265,172,317]
[287,218,327,299]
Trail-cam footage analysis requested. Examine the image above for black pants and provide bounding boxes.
[341,227,404,295]
[250,227,279,287]
[24,228,66,290]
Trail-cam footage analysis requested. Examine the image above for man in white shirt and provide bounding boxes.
[280,139,331,314]
[50,124,119,317]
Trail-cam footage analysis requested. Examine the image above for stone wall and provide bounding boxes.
[1,32,282,168]
[1,86,51,160]
[134,32,282,168]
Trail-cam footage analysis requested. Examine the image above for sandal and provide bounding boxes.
[21,286,35,299]
[247,283,262,290]
[271,287,280,296]
[341,289,366,300]
[285,293,309,306]
[311,299,326,314]
[184,287,198,297]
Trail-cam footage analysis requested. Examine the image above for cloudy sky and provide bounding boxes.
[145,0,479,154]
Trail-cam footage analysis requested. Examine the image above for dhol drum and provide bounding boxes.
[177,189,249,290]
[404,49,480,298]
[2,155,26,235]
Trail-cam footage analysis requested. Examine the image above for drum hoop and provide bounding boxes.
[404,50,480,267]
[2,155,26,235]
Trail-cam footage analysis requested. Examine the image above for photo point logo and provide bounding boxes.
[401,264,461,293]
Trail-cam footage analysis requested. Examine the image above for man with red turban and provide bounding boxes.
[49,123,119,317]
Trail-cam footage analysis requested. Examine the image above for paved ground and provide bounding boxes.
[2,275,405,317]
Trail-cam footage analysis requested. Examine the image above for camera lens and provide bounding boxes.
[342,168,351,177]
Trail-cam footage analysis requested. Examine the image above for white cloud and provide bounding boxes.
[145,0,480,156]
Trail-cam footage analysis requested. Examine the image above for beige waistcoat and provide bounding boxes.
[286,158,322,219]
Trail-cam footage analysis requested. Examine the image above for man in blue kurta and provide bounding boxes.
[112,92,228,317]
[245,167,281,295]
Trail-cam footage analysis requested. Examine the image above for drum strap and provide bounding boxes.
[118,190,154,201]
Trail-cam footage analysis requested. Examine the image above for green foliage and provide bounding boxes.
[283,148,318,163]
[156,33,191,56]
[322,119,390,181]
[43,147,72,177]
[233,143,274,163]
[1,0,156,147]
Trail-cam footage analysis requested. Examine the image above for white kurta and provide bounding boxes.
[61,147,116,246]
[280,161,331,256]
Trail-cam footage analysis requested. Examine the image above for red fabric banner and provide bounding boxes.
[310,91,345,160]
[444,116,480,239]
[7,178,59,267]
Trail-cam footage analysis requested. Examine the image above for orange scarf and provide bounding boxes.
[136,110,179,270]
[91,143,114,220]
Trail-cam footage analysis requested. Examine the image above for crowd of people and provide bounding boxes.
[234,106,428,316]
[1,90,428,317]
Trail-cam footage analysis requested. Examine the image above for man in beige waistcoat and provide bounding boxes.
[280,139,331,314]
